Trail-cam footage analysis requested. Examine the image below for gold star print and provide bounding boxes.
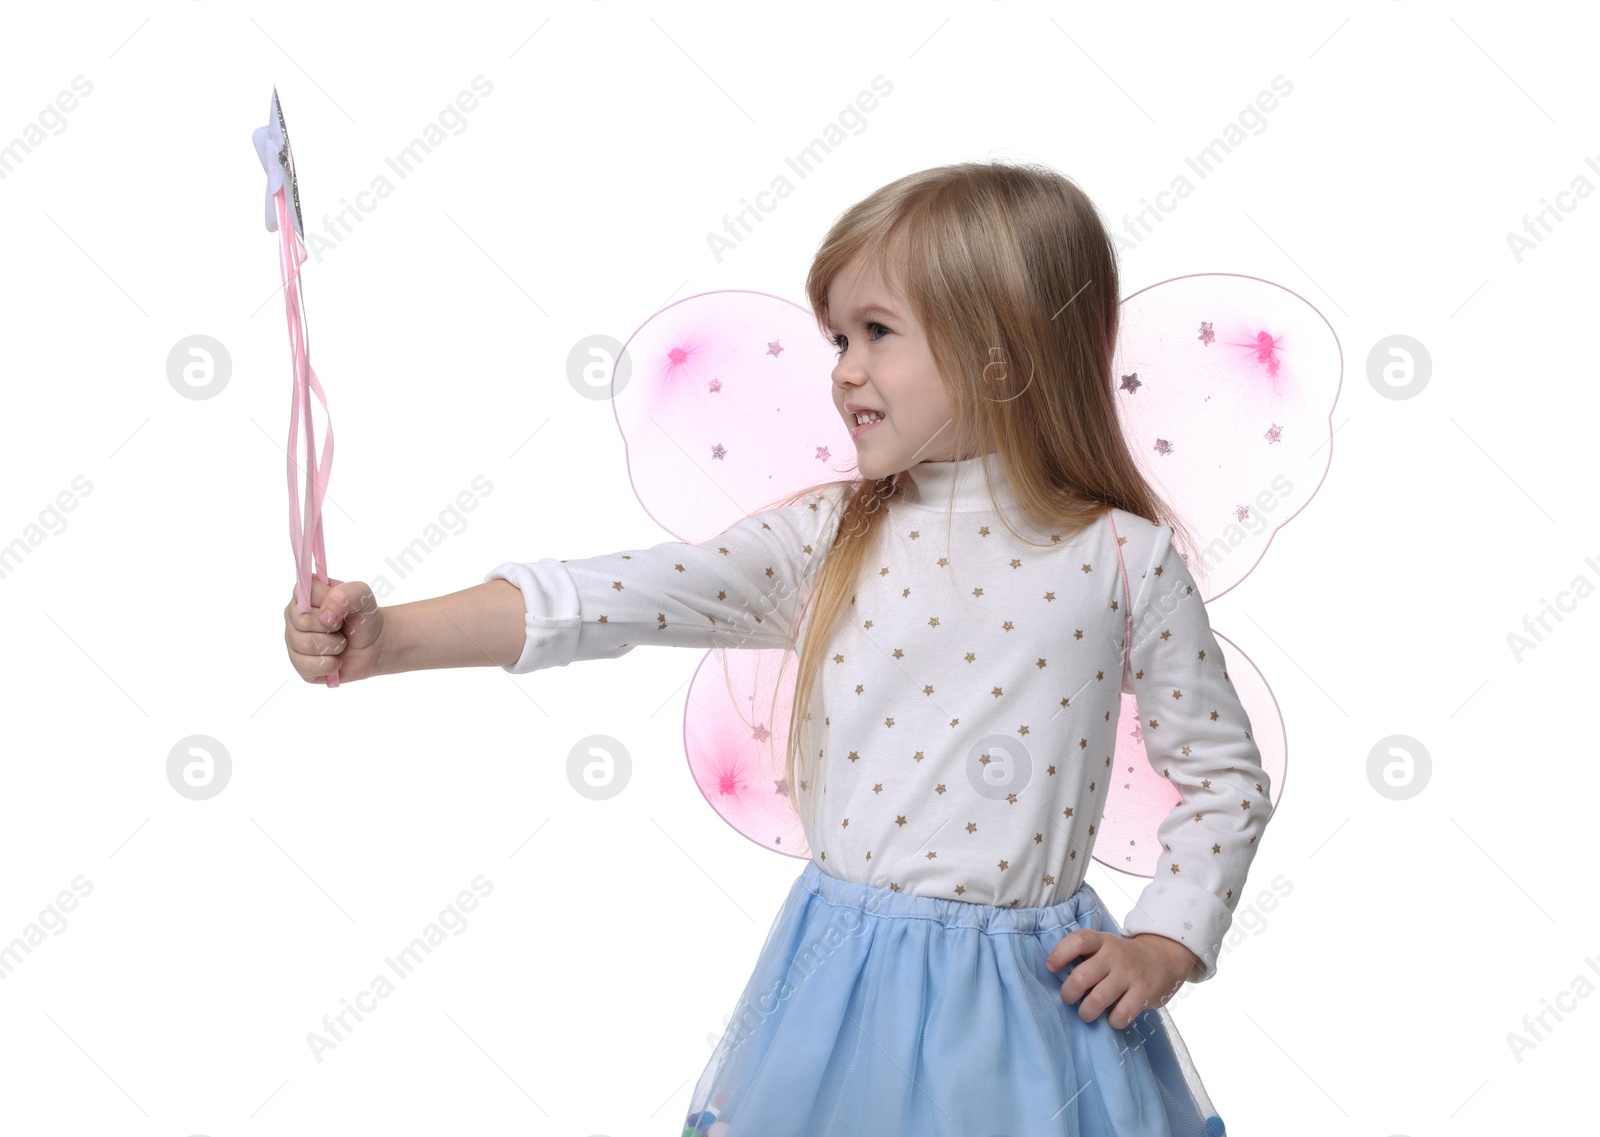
[1226,889,1233,902]
[1006,793,1018,804]
[949,718,960,728]
[855,684,864,695]
[928,616,940,628]
[1018,725,1030,736]
[991,686,1004,698]
[1010,558,1022,569]
[1212,844,1221,854]
[954,885,966,895]
[925,851,937,860]
[1153,565,1164,577]
[979,526,990,536]
[841,818,849,827]
[1033,832,1043,844]
[923,684,934,695]
[998,859,1008,871]
[1159,629,1172,642]
[891,883,901,892]
[1073,629,1083,640]
[1078,737,1088,750]
[909,530,919,540]
[872,783,883,794]
[935,783,947,794]
[1147,717,1159,728]
[863,619,874,630]
[1197,649,1206,661]
[1035,659,1047,671]
[972,586,984,598]
[610,580,625,591]
[893,648,905,659]
[965,652,976,663]
[1069,849,1077,860]
[1002,620,1014,631]
[1043,873,1056,885]
[1044,592,1056,602]
[1201,778,1211,789]
[1169,863,1180,874]
[1181,745,1192,756]
[979,753,991,765]
[938,557,949,567]
[847,751,860,762]
[878,566,890,577]
[966,822,977,833]
[1081,563,1092,574]
[883,716,895,728]
[833,653,844,664]
[1088,781,1096,792]
[1240,799,1252,810]
[913,751,926,762]
[1110,599,1120,612]
[1210,710,1220,720]
[895,815,908,826]
[1171,689,1183,701]
[1192,813,1205,822]
[1047,764,1056,775]
[865,851,871,860]
[1062,806,1073,818]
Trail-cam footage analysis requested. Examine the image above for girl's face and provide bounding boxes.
[826,254,966,480]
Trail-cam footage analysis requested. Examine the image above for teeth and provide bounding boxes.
[854,411,884,425]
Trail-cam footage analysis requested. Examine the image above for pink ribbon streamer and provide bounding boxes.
[273,187,338,686]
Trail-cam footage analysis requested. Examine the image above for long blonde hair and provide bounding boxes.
[740,160,1201,843]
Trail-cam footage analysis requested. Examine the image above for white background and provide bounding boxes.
[0,1,1593,1134]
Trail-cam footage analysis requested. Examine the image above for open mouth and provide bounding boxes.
[850,411,885,438]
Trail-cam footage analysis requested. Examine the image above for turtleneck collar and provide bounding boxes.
[900,452,1017,513]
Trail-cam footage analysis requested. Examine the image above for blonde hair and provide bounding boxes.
[740,160,1201,843]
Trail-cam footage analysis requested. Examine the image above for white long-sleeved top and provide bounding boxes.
[484,455,1271,981]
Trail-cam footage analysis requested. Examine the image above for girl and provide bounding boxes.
[284,161,1271,1136]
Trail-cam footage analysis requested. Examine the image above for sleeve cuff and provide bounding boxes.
[1120,879,1233,984]
[482,558,583,674]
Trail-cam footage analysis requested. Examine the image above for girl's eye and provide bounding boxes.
[829,321,889,357]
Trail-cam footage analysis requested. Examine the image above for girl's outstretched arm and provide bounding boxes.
[375,578,531,675]
[480,484,847,675]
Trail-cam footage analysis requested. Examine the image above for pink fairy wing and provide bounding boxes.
[611,290,854,856]
[1110,273,1341,600]
[1096,273,1341,875]
[610,276,1338,867]
[1105,632,1286,878]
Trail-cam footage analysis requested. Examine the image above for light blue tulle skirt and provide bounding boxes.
[682,859,1225,1137]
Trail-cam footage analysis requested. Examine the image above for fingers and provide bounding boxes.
[316,578,373,632]
[284,577,358,632]
[1045,928,1095,972]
